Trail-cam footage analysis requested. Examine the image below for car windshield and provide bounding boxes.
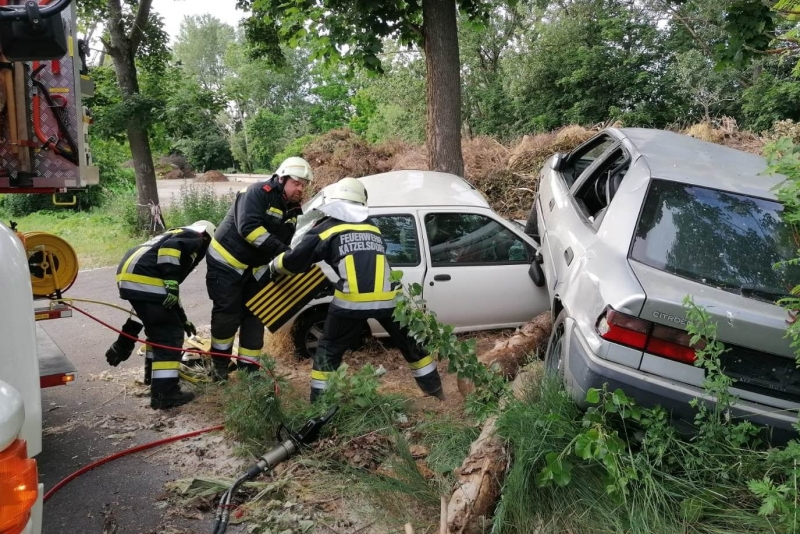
[291,190,326,247]
[630,179,800,303]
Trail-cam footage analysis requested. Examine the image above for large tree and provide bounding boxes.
[236,0,502,177]
[173,15,235,91]
[80,0,169,232]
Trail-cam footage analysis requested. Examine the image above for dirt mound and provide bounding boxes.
[156,154,195,179]
[302,129,412,191]
[195,170,229,183]
[684,117,764,155]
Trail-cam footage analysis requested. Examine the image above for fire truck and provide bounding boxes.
[0,1,96,532]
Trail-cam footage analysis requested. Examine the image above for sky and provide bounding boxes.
[155,0,248,42]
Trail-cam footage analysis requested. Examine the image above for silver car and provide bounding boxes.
[533,127,799,440]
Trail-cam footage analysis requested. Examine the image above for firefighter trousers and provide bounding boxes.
[129,300,184,396]
[310,312,443,401]
[206,256,265,373]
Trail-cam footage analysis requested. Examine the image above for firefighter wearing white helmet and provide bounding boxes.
[206,157,314,381]
[113,220,215,409]
[269,177,444,402]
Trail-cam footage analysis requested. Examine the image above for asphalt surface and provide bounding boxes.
[38,262,221,534]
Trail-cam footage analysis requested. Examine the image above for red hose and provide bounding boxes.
[43,425,224,503]
[63,303,280,392]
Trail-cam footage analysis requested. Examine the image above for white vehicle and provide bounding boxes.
[279,170,551,358]
[0,223,44,534]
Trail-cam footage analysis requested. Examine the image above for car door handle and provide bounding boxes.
[564,247,574,266]
[549,198,555,212]
[433,274,451,281]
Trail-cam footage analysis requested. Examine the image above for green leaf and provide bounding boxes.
[585,388,601,404]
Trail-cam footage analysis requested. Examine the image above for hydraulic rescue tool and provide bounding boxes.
[212,405,339,534]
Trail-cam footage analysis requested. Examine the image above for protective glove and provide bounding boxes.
[163,279,180,308]
[268,262,279,278]
[183,320,197,338]
[105,318,143,366]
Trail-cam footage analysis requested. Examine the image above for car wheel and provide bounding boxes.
[292,308,369,359]
[523,199,540,243]
[292,308,328,360]
[544,310,567,379]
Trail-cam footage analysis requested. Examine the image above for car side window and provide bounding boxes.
[562,135,616,187]
[372,214,421,266]
[571,147,631,229]
[424,213,532,266]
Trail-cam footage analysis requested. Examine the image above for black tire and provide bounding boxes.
[524,198,540,243]
[292,308,328,360]
[291,307,369,359]
[544,310,567,380]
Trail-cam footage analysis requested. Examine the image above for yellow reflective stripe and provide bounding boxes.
[344,255,359,294]
[245,226,268,244]
[116,272,165,287]
[311,370,331,381]
[211,239,248,270]
[333,289,398,302]
[212,335,235,345]
[152,361,180,370]
[269,207,283,216]
[374,254,385,293]
[275,252,294,275]
[121,246,148,274]
[157,247,181,258]
[409,355,434,371]
[260,270,327,325]
[319,224,381,241]
[237,347,261,357]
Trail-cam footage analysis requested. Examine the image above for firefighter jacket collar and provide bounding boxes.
[316,199,369,223]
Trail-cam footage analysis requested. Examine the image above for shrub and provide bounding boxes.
[164,181,234,228]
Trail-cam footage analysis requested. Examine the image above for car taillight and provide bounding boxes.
[0,440,38,534]
[597,307,699,364]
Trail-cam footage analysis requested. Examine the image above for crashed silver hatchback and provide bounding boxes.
[531,127,799,441]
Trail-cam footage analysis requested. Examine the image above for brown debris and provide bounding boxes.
[195,170,229,183]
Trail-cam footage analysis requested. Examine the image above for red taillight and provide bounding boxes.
[0,439,38,534]
[597,308,649,349]
[597,307,698,364]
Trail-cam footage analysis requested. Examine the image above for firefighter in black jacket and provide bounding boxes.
[115,220,215,409]
[206,157,313,380]
[268,178,444,401]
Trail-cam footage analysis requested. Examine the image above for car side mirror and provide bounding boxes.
[550,153,566,172]
[528,257,546,287]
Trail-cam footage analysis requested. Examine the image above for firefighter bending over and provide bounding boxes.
[115,220,215,409]
[268,178,444,401]
[206,157,313,380]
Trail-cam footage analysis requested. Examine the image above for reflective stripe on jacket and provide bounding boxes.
[211,178,302,272]
[270,217,398,318]
[116,228,207,302]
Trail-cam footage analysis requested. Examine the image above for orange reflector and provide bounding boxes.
[62,374,74,384]
[0,439,38,534]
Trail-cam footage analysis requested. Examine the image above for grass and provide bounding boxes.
[3,200,141,270]
[493,378,775,534]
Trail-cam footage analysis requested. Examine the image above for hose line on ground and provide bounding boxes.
[43,425,224,503]
[59,301,280,392]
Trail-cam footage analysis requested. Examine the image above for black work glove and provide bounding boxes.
[105,318,143,367]
[183,320,197,338]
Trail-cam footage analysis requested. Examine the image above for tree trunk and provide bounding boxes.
[422,0,464,177]
[105,0,162,233]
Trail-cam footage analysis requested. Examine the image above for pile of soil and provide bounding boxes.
[195,170,229,183]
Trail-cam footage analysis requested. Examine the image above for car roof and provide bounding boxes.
[355,170,491,208]
[613,128,786,199]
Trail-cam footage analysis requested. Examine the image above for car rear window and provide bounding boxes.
[631,179,800,303]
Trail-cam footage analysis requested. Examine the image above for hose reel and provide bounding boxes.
[23,231,78,297]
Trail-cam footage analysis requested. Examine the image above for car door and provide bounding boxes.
[419,209,550,330]
[366,211,427,335]
[539,134,620,292]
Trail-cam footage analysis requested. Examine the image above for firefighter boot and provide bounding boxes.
[211,356,231,382]
[151,387,195,409]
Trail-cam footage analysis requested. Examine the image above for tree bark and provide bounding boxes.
[422,0,465,177]
[105,0,163,233]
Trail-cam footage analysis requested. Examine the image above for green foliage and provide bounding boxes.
[245,109,290,171]
[271,134,317,169]
[164,182,234,228]
[495,299,773,533]
[222,363,288,448]
[742,72,800,132]
[392,274,507,417]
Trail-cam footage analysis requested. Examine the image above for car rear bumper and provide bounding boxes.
[562,318,799,443]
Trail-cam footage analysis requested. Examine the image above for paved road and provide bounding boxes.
[39,262,224,534]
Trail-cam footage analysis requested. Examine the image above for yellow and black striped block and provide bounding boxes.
[246,265,333,332]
